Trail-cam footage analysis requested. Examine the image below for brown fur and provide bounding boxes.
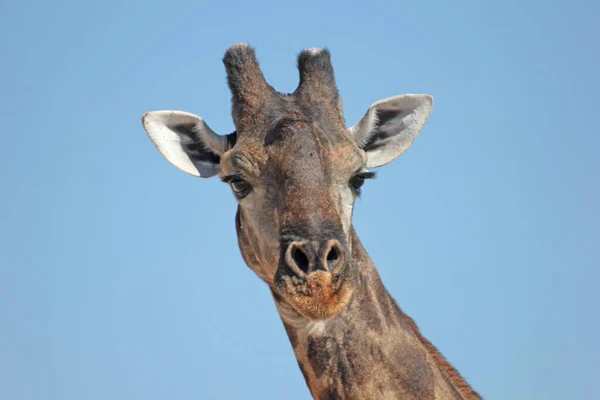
[399,312,482,399]
[279,270,353,320]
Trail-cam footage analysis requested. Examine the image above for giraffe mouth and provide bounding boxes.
[273,266,354,321]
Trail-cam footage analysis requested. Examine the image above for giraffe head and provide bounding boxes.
[142,44,433,321]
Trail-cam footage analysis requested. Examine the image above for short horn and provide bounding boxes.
[223,43,272,116]
[295,48,342,116]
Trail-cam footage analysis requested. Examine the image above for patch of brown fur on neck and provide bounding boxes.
[349,228,480,398]
[398,308,482,400]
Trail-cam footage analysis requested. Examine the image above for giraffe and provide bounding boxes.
[141,43,481,399]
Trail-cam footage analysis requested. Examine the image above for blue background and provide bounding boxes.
[1,0,598,398]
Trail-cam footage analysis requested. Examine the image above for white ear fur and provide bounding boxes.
[142,110,228,178]
[349,94,433,168]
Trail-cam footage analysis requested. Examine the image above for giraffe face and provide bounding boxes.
[219,111,369,320]
[142,44,433,321]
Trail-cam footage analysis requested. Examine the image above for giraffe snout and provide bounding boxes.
[274,237,353,320]
[274,232,353,320]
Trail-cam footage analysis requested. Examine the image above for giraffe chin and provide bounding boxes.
[275,270,354,321]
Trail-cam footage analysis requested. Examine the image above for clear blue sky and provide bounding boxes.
[1,0,598,399]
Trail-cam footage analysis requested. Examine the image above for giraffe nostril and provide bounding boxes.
[291,245,310,273]
[326,246,339,270]
[323,240,345,273]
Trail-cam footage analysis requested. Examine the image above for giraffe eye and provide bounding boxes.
[350,175,365,190]
[349,171,376,195]
[230,178,251,198]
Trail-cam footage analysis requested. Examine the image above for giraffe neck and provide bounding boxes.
[273,230,481,400]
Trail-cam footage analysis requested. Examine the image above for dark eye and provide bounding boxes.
[350,175,365,190]
[349,171,376,195]
[230,178,251,198]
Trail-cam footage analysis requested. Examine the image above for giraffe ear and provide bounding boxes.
[349,94,433,168]
[142,111,236,178]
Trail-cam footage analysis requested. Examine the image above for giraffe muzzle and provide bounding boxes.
[273,238,353,320]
